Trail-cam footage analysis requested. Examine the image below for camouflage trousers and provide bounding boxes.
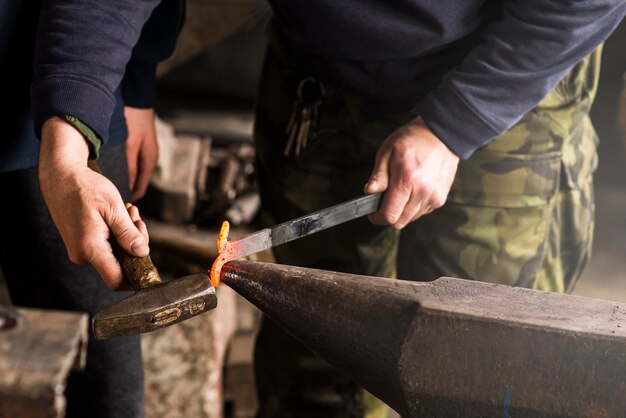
[399,48,600,293]
[253,32,601,417]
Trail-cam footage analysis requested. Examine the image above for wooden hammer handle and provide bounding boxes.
[88,160,162,290]
[111,241,162,290]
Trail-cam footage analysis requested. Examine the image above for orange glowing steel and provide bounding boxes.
[217,221,230,253]
[210,221,230,287]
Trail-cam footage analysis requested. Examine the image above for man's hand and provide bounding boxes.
[124,106,159,201]
[364,116,459,229]
[39,117,150,290]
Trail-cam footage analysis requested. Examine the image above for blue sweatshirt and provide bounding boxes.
[24,1,626,161]
[270,1,626,158]
[0,0,179,172]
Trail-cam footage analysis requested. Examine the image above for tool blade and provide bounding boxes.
[233,192,381,259]
[211,193,382,286]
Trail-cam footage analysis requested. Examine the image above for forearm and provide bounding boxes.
[417,0,626,159]
[31,0,161,143]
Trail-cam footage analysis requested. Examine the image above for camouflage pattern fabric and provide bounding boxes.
[253,29,601,416]
[399,47,601,293]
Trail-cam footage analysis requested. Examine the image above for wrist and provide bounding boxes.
[62,115,102,160]
[39,117,91,172]
[407,116,461,163]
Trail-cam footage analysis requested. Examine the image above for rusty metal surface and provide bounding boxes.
[93,273,216,339]
[221,260,626,418]
[0,307,88,418]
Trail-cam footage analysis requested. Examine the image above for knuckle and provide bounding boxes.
[433,196,446,209]
[381,208,401,224]
[116,226,136,244]
[398,172,416,191]
[432,191,447,208]
[405,168,419,183]
[418,183,434,198]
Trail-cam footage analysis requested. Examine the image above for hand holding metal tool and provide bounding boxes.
[90,161,216,340]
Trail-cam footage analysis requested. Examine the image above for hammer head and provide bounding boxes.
[92,273,217,339]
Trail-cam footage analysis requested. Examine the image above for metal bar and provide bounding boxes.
[227,193,381,259]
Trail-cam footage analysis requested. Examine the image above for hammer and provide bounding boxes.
[90,161,217,340]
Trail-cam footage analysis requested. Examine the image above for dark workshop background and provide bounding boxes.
[0,3,624,418]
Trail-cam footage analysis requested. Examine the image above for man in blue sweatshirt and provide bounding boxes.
[0,1,179,417]
[251,4,620,415]
[14,1,626,417]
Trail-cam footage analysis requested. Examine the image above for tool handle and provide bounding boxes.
[111,242,162,290]
[88,160,162,290]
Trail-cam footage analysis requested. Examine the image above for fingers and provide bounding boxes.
[87,240,126,291]
[126,141,139,193]
[364,146,391,194]
[365,145,393,224]
[105,200,149,258]
[60,207,127,291]
[392,191,423,229]
[124,106,158,202]
[67,197,150,291]
[369,163,411,226]
[126,202,149,244]
[131,148,158,201]
[365,117,459,230]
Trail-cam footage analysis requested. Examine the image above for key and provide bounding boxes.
[284,100,302,156]
[284,77,325,157]
[295,107,311,157]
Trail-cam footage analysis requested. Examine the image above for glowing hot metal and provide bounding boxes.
[210,193,382,287]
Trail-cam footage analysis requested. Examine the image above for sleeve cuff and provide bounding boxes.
[63,115,102,160]
[31,76,115,144]
[415,84,502,160]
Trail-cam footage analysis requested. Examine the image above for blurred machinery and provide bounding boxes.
[143,116,259,228]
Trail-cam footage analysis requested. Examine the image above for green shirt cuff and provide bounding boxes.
[63,115,102,160]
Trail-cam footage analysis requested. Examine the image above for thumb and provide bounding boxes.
[364,147,391,194]
[107,203,149,257]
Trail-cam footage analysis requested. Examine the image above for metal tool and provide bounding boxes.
[91,225,216,340]
[210,192,381,286]
[221,260,626,418]
[90,161,217,340]
[92,268,216,340]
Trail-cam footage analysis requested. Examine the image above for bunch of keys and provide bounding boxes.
[284,77,326,157]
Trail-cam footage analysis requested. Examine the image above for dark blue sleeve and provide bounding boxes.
[417,0,626,159]
[30,0,161,144]
[122,0,183,109]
